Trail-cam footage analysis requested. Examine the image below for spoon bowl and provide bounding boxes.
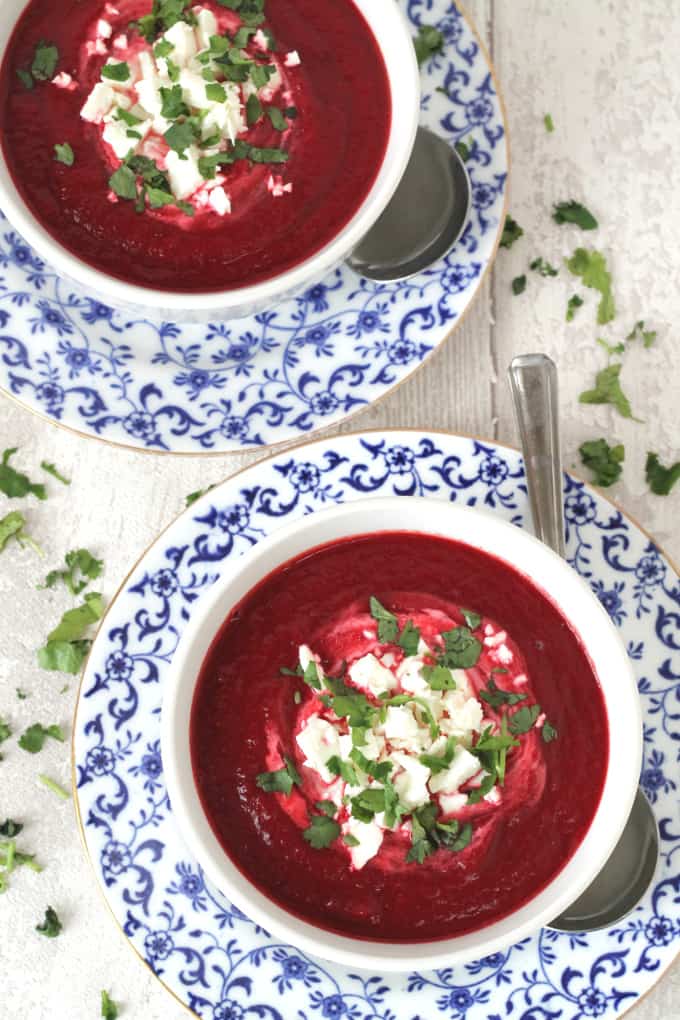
[346,126,471,281]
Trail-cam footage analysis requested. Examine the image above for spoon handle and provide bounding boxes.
[508,354,566,558]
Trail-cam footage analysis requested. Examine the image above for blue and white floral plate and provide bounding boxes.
[73,430,679,1020]
[0,1,507,454]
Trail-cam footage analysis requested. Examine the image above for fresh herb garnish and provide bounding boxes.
[454,138,470,162]
[267,106,288,131]
[0,448,47,500]
[471,720,518,785]
[626,320,657,348]
[326,755,360,786]
[565,248,615,324]
[350,787,386,822]
[160,84,189,119]
[255,754,301,795]
[38,774,70,800]
[542,719,558,743]
[0,819,22,837]
[36,905,62,937]
[40,461,70,485]
[342,833,360,847]
[553,200,598,231]
[164,119,197,156]
[398,619,420,656]
[315,800,337,818]
[421,664,457,690]
[17,68,34,90]
[645,452,680,496]
[544,113,554,133]
[512,274,527,296]
[407,803,473,863]
[438,626,482,669]
[579,439,625,488]
[54,143,74,167]
[132,0,197,43]
[479,676,527,708]
[186,484,216,507]
[101,62,131,83]
[31,41,59,81]
[467,769,497,804]
[419,735,457,773]
[0,511,40,555]
[500,215,523,249]
[413,24,445,65]
[566,293,584,322]
[109,165,138,201]
[248,145,288,163]
[101,991,119,1020]
[530,256,558,277]
[579,363,640,421]
[246,92,263,125]
[18,723,65,754]
[37,591,104,674]
[369,595,399,643]
[508,703,541,735]
[40,548,103,596]
[302,814,340,849]
[348,747,393,783]
[0,717,11,759]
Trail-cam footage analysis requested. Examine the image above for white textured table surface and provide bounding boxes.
[1,2,678,1017]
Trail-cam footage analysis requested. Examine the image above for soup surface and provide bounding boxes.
[0,0,391,291]
[191,532,609,941]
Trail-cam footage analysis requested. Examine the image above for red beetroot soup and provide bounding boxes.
[0,0,391,292]
[190,532,609,942]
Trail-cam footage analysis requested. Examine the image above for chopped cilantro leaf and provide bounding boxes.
[349,747,393,782]
[544,113,555,132]
[530,256,558,277]
[0,448,47,500]
[369,595,399,643]
[132,0,196,42]
[460,608,481,629]
[109,165,138,201]
[40,461,70,484]
[160,84,189,119]
[31,41,59,81]
[479,677,527,708]
[597,337,625,356]
[37,592,104,674]
[342,833,360,847]
[101,990,119,1020]
[398,619,420,656]
[406,812,433,863]
[579,439,625,488]
[542,719,558,743]
[267,106,288,131]
[316,800,337,818]
[645,452,680,496]
[246,93,263,125]
[413,24,445,65]
[0,511,30,554]
[16,689,28,700]
[421,664,456,691]
[553,200,598,231]
[303,814,340,849]
[566,248,615,324]
[579,363,641,421]
[326,755,360,786]
[626,320,657,348]
[438,626,482,669]
[54,143,74,167]
[40,548,103,596]
[467,770,497,804]
[101,62,131,83]
[38,774,70,800]
[500,214,523,249]
[303,660,322,690]
[206,82,227,103]
[154,39,174,58]
[18,723,65,754]
[455,139,470,162]
[0,819,22,838]
[566,293,584,322]
[508,703,541,735]
[0,717,11,755]
[256,755,301,795]
[512,274,527,296]
[36,905,62,937]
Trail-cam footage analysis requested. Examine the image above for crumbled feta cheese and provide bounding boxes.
[135,77,163,118]
[102,120,137,159]
[349,653,397,698]
[284,50,301,67]
[86,38,108,58]
[253,28,269,50]
[392,752,431,809]
[381,652,396,668]
[381,705,420,741]
[496,644,513,665]
[81,82,116,122]
[137,50,157,82]
[295,716,341,783]
[536,712,546,728]
[97,19,113,39]
[179,68,213,109]
[165,146,204,201]
[428,746,481,795]
[342,816,383,870]
[104,3,120,14]
[52,72,77,91]
[515,673,528,686]
[352,728,385,761]
[439,792,468,814]
[163,22,198,67]
[440,692,483,736]
[484,785,502,805]
[113,33,128,50]
[195,8,218,50]
[209,186,231,216]
[484,630,508,648]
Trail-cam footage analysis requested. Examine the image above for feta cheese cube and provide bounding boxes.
[253,28,269,50]
[135,77,163,118]
[440,693,483,736]
[382,705,420,741]
[165,146,204,201]
[179,68,213,109]
[428,746,481,795]
[195,8,218,50]
[208,186,231,218]
[138,50,157,82]
[113,33,128,50]
[102,120,141,159]
[439,792,467,814]
[392,752,431,809]
[342,816,383,870]
[295,716,341,783]
[52,72,77,91]
[496,644,513,665]
[97,19,113,39]
[349,653,397,698]
[163,22,198,67]
[81,83,116,123]
[284,50,301,67]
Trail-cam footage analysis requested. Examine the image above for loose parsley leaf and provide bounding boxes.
[500,215,523,249]
[565,248,615,324]
[37,640,91,674]
[566,293,584,322]
[467,770,497,804]
[40,461,70,484]
[40,548,103,596]
[544,113,554,133]
[16,689,28,700]
[303,814,340,849]
[421,665,457,691]
[479,677,527,708]
[579,364,640,421]
[0,448,47,499]
[101,62,131,83]
[0,819,22,837]
[553,201,598,230]
[185,485,216,507]
[256,755,301,795]
[18,723,65,754]
[109,166,138,201]
[460,608,481,629]
[530,256,558,277]
[38,774,70,800]
[31,41,59,81]
[597,337,625,356]
[369,595,399,643]
[542,720,558,743]
[160,83,189,118]
[413,24,445,65]
[626,320,657,348]
[36,905,62,937]
[101,990,119,1020]
[0,511,29,553]
[419,735,457,773]
[38,592,104,673]
[438,626,482,669]
[54,143,74,167]
[164,119,197,156]
[350,788,386,822]
[508,703,541,735]
[512,274,527,296]
[312,801,336,820]
[579,439,625,487]
[398,620,420,656]
[645,452,680,496]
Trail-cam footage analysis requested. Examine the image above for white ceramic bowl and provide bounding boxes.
[0,1,420,321]
[161,497,642,971]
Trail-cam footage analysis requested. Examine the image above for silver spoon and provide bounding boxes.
[508,352,659,931]
[346,126,471,281]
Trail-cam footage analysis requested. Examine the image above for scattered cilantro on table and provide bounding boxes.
[579,363,641,421]
[626,320,657,348]
[40,461,70,484]
[530,256,558,277]
[500,214,523,249]
[454,138,470,162]
[0,819,23,837]
[0,448,47,500]
[36,905,62,937]
[565,248,615,324]
[579,439,625,487]
[39,548,103,596]
[413,24,445,65]
[544,113,555,133]
[185,484,216,507]
[553,201,598,230]
[645,452,680,496]
[566,294,584,321]
[512,274,527,296]
[101,990,119,1020]
[0,511,41,555]
[18,723,65,754]
[38,774,70,800]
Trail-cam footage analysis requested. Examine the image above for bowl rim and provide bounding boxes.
[160,496,643,971]
[0,0,420,313]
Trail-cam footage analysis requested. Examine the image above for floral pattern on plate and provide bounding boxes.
[73,430,680,1020]
[0,1,507,453]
